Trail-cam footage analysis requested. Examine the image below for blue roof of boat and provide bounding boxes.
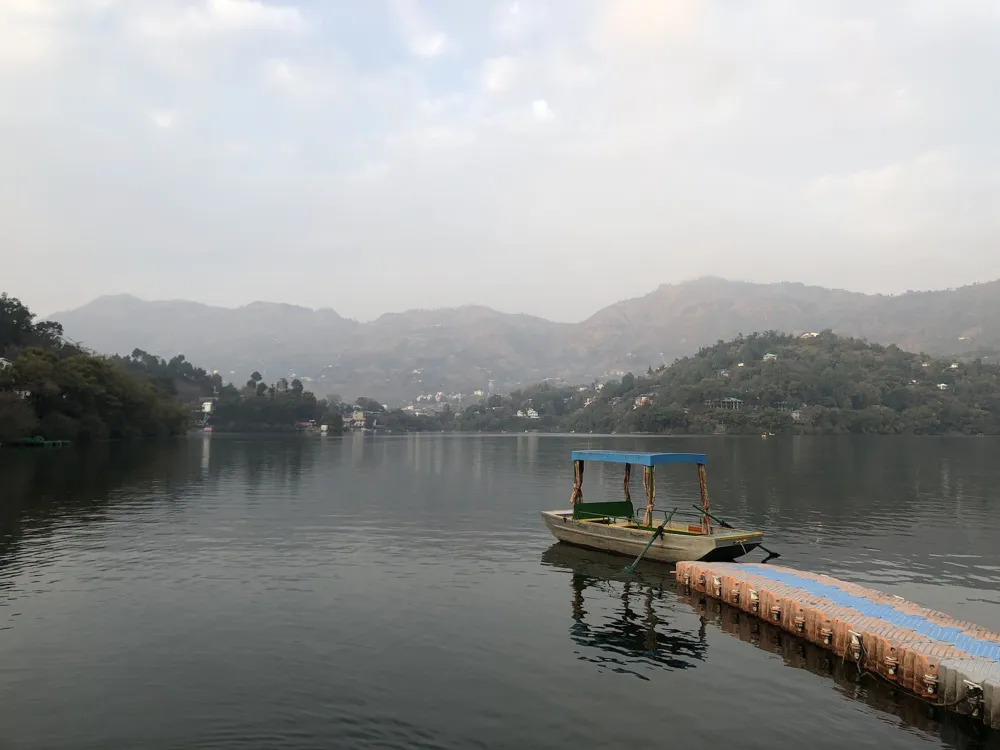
[570,450,707,466]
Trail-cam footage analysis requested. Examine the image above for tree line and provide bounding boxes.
[6,290,1000,441]
[1,294,189,443]
[208,371,343,433]
[444,331,1000,435]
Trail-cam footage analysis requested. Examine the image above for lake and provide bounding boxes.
[2,434,999,750]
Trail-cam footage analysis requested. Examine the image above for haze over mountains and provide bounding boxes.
[51,277,1000,403]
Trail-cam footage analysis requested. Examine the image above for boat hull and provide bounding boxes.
[541,510,761,564]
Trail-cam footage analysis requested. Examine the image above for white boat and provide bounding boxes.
[541,450,763,564]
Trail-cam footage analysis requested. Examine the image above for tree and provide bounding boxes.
[323,410,344,433]
[0,392,39,442]
[291,378,304,394]
[251,371,262,383]
[1,295,190,441]
[355,396,383,412]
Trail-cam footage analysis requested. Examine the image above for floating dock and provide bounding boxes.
[676,561,1000,729]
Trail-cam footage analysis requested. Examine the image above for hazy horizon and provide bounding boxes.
[38,273,1000,325]
[4,1,999,322]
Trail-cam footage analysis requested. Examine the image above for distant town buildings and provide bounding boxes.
[703,397,743,410]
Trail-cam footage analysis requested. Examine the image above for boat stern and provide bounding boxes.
[700,529,763,561]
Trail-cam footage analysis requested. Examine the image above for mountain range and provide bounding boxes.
[49,277,1000,402]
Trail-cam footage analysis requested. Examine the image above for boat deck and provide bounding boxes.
[677,561,1000,729]
[573,514,748,539]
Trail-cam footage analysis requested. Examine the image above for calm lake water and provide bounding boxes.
[2,434,1000,750]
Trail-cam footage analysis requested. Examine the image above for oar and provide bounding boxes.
[690,505,781,561]
[623,507,677,574]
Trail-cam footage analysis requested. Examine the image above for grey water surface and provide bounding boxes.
[1,434,999,749]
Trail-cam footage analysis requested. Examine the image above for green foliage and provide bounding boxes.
[567,331,1000,435]
[0,391,39,442]
[444,331,1000,436]
[3,347,188,441]
[1,295,190,443]
[373,408,453,432]
[210,384,340,433]
[110,349,220,401]
[1,293,72,356]
[354,396,384,412]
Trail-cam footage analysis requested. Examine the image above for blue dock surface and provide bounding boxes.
[677,561,1000,729]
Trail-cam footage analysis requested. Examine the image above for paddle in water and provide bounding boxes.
[623,517,671,574]
[690,504,781,561]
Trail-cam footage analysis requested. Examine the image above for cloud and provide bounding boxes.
[531,98,553,121]
[597,0,703,50]
[481,55,519,93]
[390,0,447,58]
[135,0,306,41]
[2,1,1000,321]
[263,58,339,100]
[148,108,181,129]
[0,13,60,68]
[0,0,115,70]
[493,1,547,41]
[805,151,998,239]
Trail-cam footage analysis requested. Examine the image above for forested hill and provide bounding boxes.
[52,277,1000,402]
[458,331,1000,435]
[0,294,190,443]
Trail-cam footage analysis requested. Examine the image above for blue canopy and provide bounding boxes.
[570,450,707,466]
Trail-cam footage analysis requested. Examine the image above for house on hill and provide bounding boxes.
[704,397,743,410]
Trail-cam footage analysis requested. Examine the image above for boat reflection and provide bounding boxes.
[541,544,998,750]
[541,543,707,680]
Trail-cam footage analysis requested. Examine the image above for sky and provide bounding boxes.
[2,0,999,322]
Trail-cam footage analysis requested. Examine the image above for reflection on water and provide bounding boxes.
[542,543,1000,750]
[2,434,1000,750]
[542,544,706,678]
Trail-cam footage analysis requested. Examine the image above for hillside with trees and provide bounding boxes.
[0,294,189,443]
[50,277,1000,402]
[209,373,342,433]
[1,292,347,441]
[454,332,1000,436]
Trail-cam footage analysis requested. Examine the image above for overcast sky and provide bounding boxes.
[2,0,999,322]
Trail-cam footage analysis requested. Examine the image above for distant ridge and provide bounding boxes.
[49,277,1000,402]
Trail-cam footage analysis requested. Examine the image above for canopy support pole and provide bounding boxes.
[570,460,584,506]
[623,463,631,503]
[643,466,655,527]
[697,463,711,534]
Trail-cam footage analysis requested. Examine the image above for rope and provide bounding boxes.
[847,637,973,709]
